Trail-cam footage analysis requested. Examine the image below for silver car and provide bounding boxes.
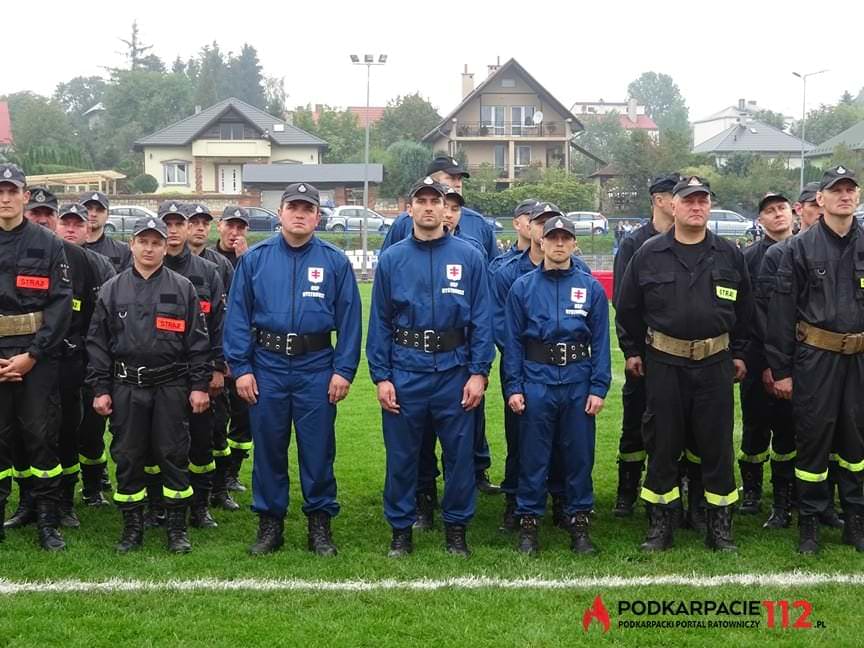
[565,211,608,236]
[706,209,752,237]
[106,206,158,234]
[325,206,393,233]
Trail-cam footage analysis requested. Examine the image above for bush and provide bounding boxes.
[130,173,159,194]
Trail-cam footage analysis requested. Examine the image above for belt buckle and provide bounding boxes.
[116,362,128,379]
[555,342,568,366]
[285,333,298,356]
[689,339,706,361]
[133,366,145,386]
[423,330,437,353]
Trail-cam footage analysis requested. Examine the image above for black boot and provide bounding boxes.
[144,479,166,528]
[640,504,674,552]
[763,478,793,529]
[166,506,192,554]
[798,514,820,554]
[686,479,707,533]
[307,510,337,557]
[5,479,36,529]
[249,514,284,555]
[211,458,240,511]
[499,494,517,532]
[517,515,540,554]
[445,523,470,557]
[59,477,80,529]
[388,526,413,558]
[841,510,864,552]
[413,488,436,531]
[226,453,247,493]
[80,465,109,507]
[569,511,596,554]
[612,461,642,517]
[738,461,763,515]
[189,490,218,529]
[819,506,845,529]
[36,499,66,551]
[116,507,144,553]
[705,505,737,552]
[476,470,501,495]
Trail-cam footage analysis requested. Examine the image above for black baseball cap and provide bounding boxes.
[132,216,168,239]
[514,198,540,217]
[673,176,712,198]
[81,191,109,209]
[819,165,859,190]
[649,172,682,195]
[426,155,470,178]
[0,163,26,188]
[221,206,250,224]
[408,176,447,199]
[158,200,187,220]
[443,186,465,206]
[185,203,213,220]
[529,202,565,222]
[798,182,820,204]
[281,182,320,207]
[26,187,58,212]
[542,216,576,238]
[59,203,88,221]
[758,192,790,213]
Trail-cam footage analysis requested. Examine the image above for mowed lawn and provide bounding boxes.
[1,282,861,646]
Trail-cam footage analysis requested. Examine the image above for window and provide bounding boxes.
[480,105,505,135]
[163,162,189,186]
[202,122,257,139]
[493,144,508,172]
[501,78,516,88]
[511,106,535,134]
[516,146,531,167]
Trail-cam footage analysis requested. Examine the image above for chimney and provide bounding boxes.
[627,97,638,123]
[461,64,474,98]
[194,105,202,115]
[487,56,501,78]
[738,98,746,111]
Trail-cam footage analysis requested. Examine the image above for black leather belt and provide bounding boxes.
[114,361,189,387]
[394,327,466,353]
[525,340,589,366]
[255,328,332,356]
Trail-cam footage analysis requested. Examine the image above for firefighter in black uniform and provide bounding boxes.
[766,166,864,554]
[160,201,226,529]
[611,173,678,518]
[616,176,753,553]
[82,191,131,272]
[86,216,211,553]
[0,164,72,550]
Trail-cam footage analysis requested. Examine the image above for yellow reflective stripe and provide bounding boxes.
[704,489,739,506]
[163,486,193,500]
[618,450,646,463]
[685,449,701,465]
[78,451,108,466]
[13,468,32,479]
[62,464,81,476]
[144,465,161,475]
[770,449,797,462]
[71,298,82,312]
[31,464,62,479]
[738,450,769,463]
[829,453,839,462]
[0,468,12,480]
[227,439,253,450]
[113,489,146,503]
[640,486,681,505]
[836,456,864,472]
[189,461,216,474]
[796,468,828,483]
[212,447,232,458]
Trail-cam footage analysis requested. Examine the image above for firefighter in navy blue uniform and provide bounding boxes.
[185,202,238,512]
[616,176,753,553]
[367,176,494,558]
[87,216,211,553]
[611,173,678,519]
[489,199,538,276]
[159,201,226,530]
[81,191,131,273]
[492,202,591,531]
[766,166,864,555]
[504,216,611,554]
[224,183,361,557]
[0,164,72,550]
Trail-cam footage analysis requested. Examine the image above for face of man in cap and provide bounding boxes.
[84,200,108,232]
[131,230,167,272]
[187,214,212,248]
[758,198,793,239]
[817,179,860,218]
[541,228,577,265]
[408,188,446,232]
[672,190,711,231]
[59,214,89,245]
[431,170,464,194]
[794,199,822,230]
[443,195,462,229]
[24,205,58,232]
[0,183,29,229]
[278,199,320,241]
[162,213,189,251]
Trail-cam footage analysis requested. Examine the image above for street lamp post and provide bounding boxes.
[350,54,387,280]
[792,69,828,191]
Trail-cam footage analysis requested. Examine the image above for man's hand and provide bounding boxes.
[233,236,249,256]
[189,390,210,414]
[761,368,775,396]
[0,358,20,382]
[377,380,399,414]
[236,373,259,405]
[0,353,36,382]
[328,374,351,404]
[585,395,605,416]
[461,374,486,411]
[733,359,747,383]
[625,356,644,377]
[209,371,225,397]
[508,393,526,415]
[93,394,113,416]
[774,377,793,400]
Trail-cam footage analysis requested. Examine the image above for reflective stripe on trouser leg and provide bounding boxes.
[704,489,739,506]
[113,488,146,504]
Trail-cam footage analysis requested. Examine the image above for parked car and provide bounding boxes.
[565,211,609,235]
[707,209,753,237]
[325,206,393,233]
[245,206,281,232]
[106,206,158,234]
[482,216,504,232]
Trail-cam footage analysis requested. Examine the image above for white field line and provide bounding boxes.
[2,572,864,595]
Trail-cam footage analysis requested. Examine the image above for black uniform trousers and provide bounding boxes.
[211,389,231,460]
[225,375,252,458]
[58,351,86,480]
[109,381,191,510]
[739,371,796,481]
[641,351,738,509]
[793,345,864,516]
[78,385,108,468]
[618,372,647,463]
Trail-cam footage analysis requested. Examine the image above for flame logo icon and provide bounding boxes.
[582,595,611,633]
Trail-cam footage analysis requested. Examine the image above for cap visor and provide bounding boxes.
[282,194,319,205]
[822,178,859,190]
[134,228,167,238]
[0,179,25,188]
[676,187,711,198]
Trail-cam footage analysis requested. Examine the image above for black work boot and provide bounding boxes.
[841,510,864,552]
[59,477,80,528]
[738,461,763,515]
[686,480,707,533]
[705,505,737,552]
[798,514,820,555]
[189,490,218,529]
[413,488,436,531]
[551,494,568,529]
[307,511,337,557]
[116,507,145,553]
[211,458,240,511]
[476,470,501,495]
[763,479,793,529]
[569,511,596,554]
[387,526,413,558]
[166,506,192,554]
[499,494,518,532]
[517,515,540,555]
[5,479,36,529]
[226,453,247,493]
[144,480,166,528]
[640,504,674,552]
[249,514,284,555]
[36,499,66,551]
[819,506,844,529]
[80,465,109,507]
[612,461,642,517]
[444,523,470,557]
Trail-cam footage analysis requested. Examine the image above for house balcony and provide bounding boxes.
[191,139,272,157]
[452,121,569,140]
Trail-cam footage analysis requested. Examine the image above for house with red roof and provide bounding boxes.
[0,101,13,150]
[571,98,659,142]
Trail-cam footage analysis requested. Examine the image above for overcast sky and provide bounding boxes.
[5,0,862,125]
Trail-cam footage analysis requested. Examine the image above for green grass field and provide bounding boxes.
[1,283,861,647]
